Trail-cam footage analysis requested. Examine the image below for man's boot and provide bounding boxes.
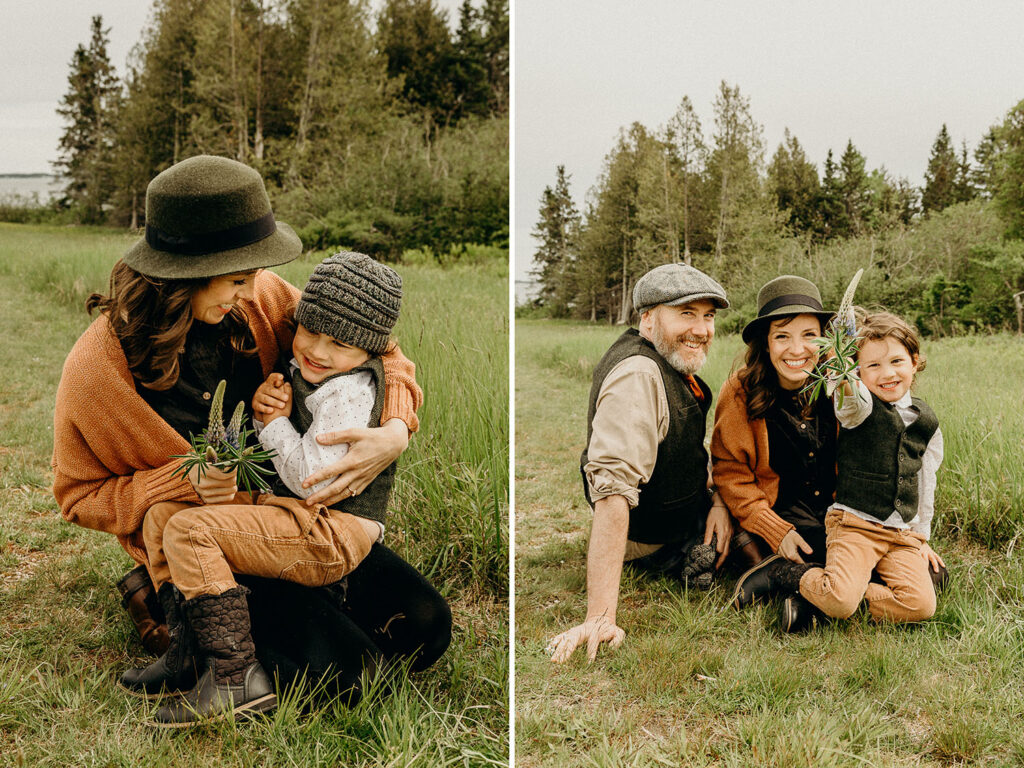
[119,583,197,698]
[731,556,814,609]
[152,586,276,727]
[116,566,169,656]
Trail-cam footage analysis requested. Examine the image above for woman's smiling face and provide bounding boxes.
[190,271,258,324]
[767,314,822,391]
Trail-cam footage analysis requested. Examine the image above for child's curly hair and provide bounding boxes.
[854,309,927,373]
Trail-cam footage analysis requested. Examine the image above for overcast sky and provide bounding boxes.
[514,0,1024,282]
[0,0,465,175]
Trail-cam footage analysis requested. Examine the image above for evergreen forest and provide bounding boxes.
[46,0,509,260]
[528,82,1024,336]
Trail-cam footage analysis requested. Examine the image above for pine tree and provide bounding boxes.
[837,140,871,236]
[666,95,706,263]
[707,81,765,266]
[953,139,975,204]
[531,165,580,316]
[818,149,847,239]
[921,124,958,214]
[378,0,458,125]
[55,15,122,224]
[767,128,819,236]
[993,99,1024,239]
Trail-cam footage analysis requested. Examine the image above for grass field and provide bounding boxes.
[515,318,1024,768]
[0,223,508,766]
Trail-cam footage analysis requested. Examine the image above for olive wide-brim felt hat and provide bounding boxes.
[741,275,834,343]
[122,155,302,279]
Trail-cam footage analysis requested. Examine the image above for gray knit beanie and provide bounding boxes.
[294,251,402,355]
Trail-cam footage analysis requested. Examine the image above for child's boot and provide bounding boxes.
[119,583,197,698]
[152,586,276,727]
[780,594,823,632]
[930,563,950,595]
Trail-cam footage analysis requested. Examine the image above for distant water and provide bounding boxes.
[0,175,62,204]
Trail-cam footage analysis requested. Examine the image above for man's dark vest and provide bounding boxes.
[834,392,938,524]
[274,356,395,524]
[580,328,712,545]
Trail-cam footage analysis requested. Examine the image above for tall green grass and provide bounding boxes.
[0,223,508,766]
[515,318,1024,767]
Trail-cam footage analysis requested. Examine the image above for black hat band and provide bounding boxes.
[145,211,277,256]
[759,293,823,317]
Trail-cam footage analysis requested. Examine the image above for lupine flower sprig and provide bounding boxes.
[802,268,866,408]
[171,379,277,495]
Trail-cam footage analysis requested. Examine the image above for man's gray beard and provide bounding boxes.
[650,322,707,376]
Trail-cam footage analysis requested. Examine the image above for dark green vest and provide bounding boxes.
[834,393,938,524]
[275,356,395,524]
[580,328,712,545]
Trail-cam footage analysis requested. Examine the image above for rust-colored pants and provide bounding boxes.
[799,509,936,622]
[143,495,376,601]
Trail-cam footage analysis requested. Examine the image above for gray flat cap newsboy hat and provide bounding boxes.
[633,263,729,316]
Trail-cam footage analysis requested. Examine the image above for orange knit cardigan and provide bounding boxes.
[710,374,795,552]
[52,269,422,564]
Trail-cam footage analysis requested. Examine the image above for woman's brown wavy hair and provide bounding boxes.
[86,259,258,390]
[735,314,822,420]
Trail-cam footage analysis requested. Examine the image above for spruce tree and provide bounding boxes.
[55,15,122,224]
[531,165,580,316]
[921,124,958,214]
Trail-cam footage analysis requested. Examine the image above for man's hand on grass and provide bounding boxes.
[546,615,625,663]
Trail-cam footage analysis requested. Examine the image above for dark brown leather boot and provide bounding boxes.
[120,583,197,698]
[117,566,169,656]
[152,586,276,727]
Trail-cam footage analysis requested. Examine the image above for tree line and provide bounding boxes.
[50,0,508,259]
[530,82,1024,335]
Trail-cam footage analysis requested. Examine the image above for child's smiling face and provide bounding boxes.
[292,324,370,384]
[858,336,918,403]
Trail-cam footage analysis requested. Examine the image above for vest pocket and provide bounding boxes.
[847,468,890,482]
[660,488,702,510]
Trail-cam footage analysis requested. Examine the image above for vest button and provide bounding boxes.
[814,490,820,496]
[202,391,212,400]
[808,451,814,458]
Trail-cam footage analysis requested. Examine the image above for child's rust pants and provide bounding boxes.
[143,495,376,601]
[799,509,936,622]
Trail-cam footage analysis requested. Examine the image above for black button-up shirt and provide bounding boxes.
[135,320,265,442]
[764,389,837,517]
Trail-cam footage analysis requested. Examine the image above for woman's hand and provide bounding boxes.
[919,542,945,572]
[303,418,410,506]
[777,529,814,563]
[546,615,625,664]
[705,503,733,568]
[187,462,238,504]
